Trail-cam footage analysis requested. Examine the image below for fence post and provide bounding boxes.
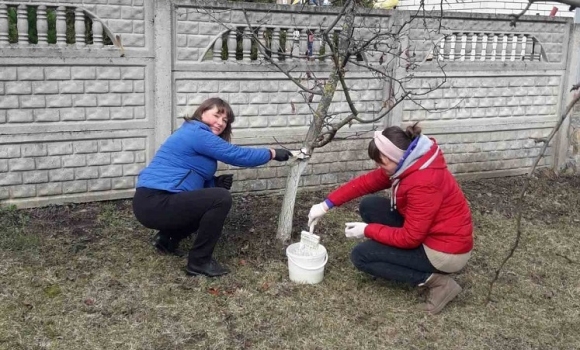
[554,23,580,171]
[154,0,174,151]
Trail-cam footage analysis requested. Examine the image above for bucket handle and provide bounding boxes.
[288,253,328,271]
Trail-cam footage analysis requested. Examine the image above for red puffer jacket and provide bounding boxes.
[327,139,473,254]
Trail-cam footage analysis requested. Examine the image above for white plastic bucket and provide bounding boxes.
[286,242,328,284]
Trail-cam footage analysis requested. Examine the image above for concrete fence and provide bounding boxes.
[0,0,579,208]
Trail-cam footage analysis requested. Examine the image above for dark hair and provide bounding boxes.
[367,123,422,164]
[183,97,235,142]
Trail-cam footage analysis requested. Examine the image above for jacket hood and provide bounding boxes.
[388,136,446,211]
[391,135,445,181]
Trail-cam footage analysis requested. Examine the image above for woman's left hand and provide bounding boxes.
[215,174,234,190]
[344,222,368,239]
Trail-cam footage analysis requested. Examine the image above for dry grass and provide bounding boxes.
[1,174,579,350]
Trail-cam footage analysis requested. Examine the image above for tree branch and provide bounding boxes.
[510,0,580,27]
[240,9,323,96]
[485,84,580,305]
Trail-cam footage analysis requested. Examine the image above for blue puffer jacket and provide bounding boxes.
[137,120,271,192]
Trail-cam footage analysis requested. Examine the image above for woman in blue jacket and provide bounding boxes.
[133,97,292,277]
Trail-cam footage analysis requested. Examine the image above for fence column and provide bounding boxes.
[56,6,66,46]
[555,23,580,170]
[37,5,48,46]
[17,4,28,46]
[154,0,173,151]
[75,7,85,46]
[272,27,280,61]
[92,20,103,47]
[0,4,8,46]
[227,29,236,61]
[243,26,251,61]
[213,35,223,61]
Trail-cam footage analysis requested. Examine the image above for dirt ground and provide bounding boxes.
[1,173,579,349]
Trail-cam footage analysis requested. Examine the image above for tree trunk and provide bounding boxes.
[275,1,356,243]
[275,158,310,243]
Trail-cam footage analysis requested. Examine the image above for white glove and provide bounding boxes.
[344,222,368,239]
[308,202,329,230]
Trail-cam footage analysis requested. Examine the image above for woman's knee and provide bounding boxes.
[213,187,233,209]
[350,243,367,270]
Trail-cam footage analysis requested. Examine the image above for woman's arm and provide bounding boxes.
[326,168,392,207]
[192,132,272,167]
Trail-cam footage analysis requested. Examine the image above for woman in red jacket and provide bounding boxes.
[308,124,473,314]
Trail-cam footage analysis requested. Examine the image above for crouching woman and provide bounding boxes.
[133,97,292,277]
[308,124,473,314]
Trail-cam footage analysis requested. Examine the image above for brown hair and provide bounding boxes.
[367,123,422,164]
[182,97,235,142]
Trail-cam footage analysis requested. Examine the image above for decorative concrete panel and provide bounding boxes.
[0,0,576,208]
[7,0,146,48]
[0,65,146,125]
[0,136,147,203]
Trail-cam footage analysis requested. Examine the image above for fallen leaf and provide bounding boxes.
[239,259,247,266]
[208,288,220,296]
[84,298,94,306]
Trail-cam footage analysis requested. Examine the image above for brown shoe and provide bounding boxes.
[423,273,462,315]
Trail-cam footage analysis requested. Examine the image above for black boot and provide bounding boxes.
[186,258,230,277]
[152,232,184,256]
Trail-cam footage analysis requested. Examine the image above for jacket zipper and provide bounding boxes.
[176,170,193,188]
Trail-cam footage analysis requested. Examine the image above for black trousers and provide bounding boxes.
[350,195,440,285]
[132,187,232,265]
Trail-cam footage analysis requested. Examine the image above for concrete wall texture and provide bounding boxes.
[0,0,578,208]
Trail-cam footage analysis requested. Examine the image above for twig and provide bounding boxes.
[530,137,548,144]
[485,84,580,305]
[555,253,578,264]
[509,0,535,27]
[240,9,322,95]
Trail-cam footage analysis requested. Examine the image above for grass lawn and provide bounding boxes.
[1,174,579,349]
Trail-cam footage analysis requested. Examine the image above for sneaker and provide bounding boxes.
[186,258,230,277]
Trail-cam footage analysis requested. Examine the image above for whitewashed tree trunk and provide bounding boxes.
[275,1,355,243]
[276,159,309,243]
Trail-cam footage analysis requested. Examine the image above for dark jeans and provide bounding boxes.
[132,187,232,265]
[350,195,439,286]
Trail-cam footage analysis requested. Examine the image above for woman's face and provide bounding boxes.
[376,153,398,176]
[200,106,228,136]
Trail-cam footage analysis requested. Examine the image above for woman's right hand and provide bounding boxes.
[271,149,293,161]
[308,202,329,229]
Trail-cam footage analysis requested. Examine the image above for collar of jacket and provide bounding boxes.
[391,136,443,181]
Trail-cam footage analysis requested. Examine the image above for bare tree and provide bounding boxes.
[198,0,580,245]
[198,0,448,242]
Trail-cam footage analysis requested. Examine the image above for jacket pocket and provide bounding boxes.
[175,170,193,189]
